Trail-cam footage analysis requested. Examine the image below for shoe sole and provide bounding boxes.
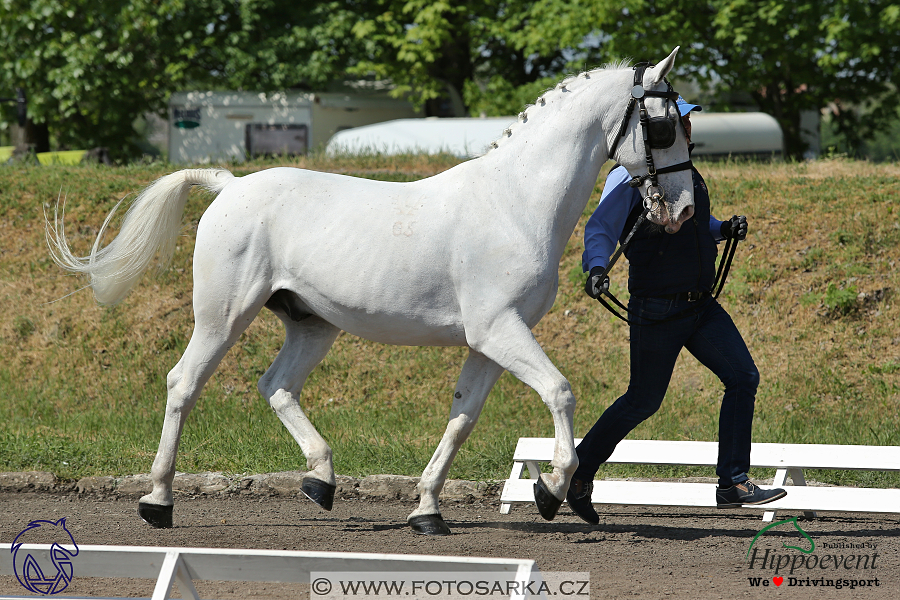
[716,489,787,508]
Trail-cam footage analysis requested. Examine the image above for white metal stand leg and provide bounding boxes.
[763,468,817,522]
[500,462,525,514]
[510,562,534,600]
[500,460,541,515]
[762,469,788,522]
[788,467,818,520]
[152,550,200,600]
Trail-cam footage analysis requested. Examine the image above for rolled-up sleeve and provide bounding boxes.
[582,167,640,272]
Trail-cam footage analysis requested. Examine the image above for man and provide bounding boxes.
[567,97,786,524]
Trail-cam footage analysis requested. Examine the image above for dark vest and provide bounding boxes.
[620,168,718,297]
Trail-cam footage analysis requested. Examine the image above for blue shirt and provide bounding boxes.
[582,166,725,272]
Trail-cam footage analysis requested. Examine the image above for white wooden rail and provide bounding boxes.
[1,545,539,600]
[500,438,900,522]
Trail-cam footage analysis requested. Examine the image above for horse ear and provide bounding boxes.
[650,47,680,84]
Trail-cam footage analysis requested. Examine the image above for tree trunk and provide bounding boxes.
[22,119,50,153]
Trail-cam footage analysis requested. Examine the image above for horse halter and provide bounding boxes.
[607,62,694,209]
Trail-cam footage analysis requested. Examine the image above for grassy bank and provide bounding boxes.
[1,155,898,488]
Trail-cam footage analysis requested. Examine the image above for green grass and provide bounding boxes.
[1,155,899,488]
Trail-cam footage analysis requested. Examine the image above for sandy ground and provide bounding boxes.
[1,491,897,599]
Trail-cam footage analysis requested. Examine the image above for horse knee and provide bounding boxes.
[543,380,576,413]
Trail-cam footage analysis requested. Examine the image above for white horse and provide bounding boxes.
[47,48,693,535]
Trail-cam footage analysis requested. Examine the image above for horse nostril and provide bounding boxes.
[680,205,694,222]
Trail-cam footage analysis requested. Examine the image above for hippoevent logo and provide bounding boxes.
[10,518,80,595]
[745,517,880,590]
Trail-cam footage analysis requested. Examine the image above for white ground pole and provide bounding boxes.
[0,544,541,600]
[1,544,541,600]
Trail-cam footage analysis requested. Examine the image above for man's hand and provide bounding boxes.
[720,215,748,241]
[584,266,610,299]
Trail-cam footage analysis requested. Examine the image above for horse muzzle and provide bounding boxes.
[646,195,694,234]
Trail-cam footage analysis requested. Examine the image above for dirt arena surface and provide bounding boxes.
[1,491,897,599]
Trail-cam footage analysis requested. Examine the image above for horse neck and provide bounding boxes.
[477,68,628,258]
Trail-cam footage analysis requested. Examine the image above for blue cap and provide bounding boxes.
[676,95,702,116]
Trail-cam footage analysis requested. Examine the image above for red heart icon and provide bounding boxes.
[773,577,783,586]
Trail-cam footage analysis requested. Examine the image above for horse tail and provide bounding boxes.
[46,168,235,305]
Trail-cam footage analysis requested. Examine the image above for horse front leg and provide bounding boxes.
[408,350,504,536]
[469,313,579,521]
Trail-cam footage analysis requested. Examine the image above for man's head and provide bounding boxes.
[676,96,702,144]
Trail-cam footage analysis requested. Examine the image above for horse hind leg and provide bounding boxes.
[139,289,268,528]
[257,310,341,511]
[408,350,505,536]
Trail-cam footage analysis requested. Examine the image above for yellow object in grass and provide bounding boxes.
[37,150,86,165]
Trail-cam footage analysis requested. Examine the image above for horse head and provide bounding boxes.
[609,46,694,234]
[12,518,80,595]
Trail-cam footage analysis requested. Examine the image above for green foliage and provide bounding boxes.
[541,0,900,159]
[0,1,364,159]
[3,2,900,160]
[823,282,858,316]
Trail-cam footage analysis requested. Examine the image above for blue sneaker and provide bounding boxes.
[716,481,786,508]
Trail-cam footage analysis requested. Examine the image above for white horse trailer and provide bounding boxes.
[325,112,784,160]
[689,112,784,158]
[168,90,421,164]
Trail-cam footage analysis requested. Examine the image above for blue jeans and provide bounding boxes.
[574,295,759,488]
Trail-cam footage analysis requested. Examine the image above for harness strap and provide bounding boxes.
[712,235,738,299]
[627,160,694,188]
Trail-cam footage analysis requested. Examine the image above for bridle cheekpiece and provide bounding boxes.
[607,62,694,210]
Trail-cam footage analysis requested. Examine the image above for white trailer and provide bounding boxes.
[168,90,421,164]
[689,112,784,158]
[325,112,785,160]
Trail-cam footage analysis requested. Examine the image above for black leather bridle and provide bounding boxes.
[607,62,694,209]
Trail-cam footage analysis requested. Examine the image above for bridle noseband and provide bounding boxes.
[607,62,694,210]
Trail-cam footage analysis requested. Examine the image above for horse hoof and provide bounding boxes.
[138,502,173,528]
[301,477,336,511]
[408,514,451,536]
[533,477,563,521]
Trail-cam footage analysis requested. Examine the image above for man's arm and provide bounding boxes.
[582,167,640,272]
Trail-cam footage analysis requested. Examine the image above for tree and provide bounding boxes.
[3,1,898,160]
[0,1,183,157]
[0,1,365,160]
[511,0,900,159]
[347,1,584,116]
